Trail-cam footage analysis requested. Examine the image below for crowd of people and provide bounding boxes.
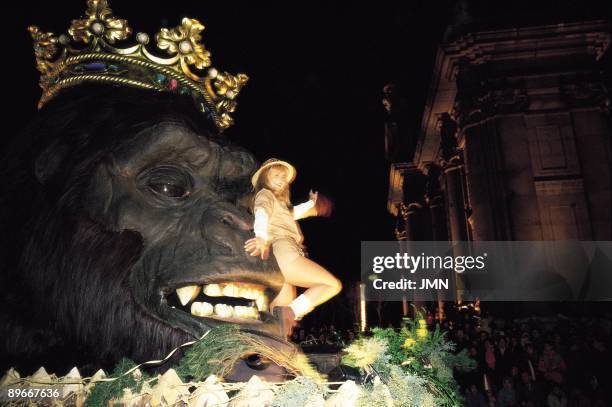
[446,310,610,406]
[290,324,356,351]
[290,307,611,406]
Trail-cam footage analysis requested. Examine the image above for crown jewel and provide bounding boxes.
[29,0,248,131]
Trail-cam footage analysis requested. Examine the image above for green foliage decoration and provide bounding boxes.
[341,308,475,407]
[85,358,151,407]
[270,376,326,407]
[175,324,319,381]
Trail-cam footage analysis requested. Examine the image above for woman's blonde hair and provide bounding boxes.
[254,164,292,207]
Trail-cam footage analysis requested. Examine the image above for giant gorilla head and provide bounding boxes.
[0,85,291,377]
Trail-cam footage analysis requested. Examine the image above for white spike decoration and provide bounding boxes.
[229,375,274,407]
[118,388,144,407]
[324,380,361,407]
[0,366,376,406]
[0,368,21,388]
[31,367,54,386]
[85,369,107,393]
[61,366,84,398]
[190,375,230,407]
[150,368,189,406]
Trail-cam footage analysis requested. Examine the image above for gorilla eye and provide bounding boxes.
[139,166,193,200]
[149,182,189,198]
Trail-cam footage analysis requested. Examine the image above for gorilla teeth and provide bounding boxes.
[201,283,268,312]
[190,301,213,317]
[255,296,267,312]
[222,284,236,297]
[176,285,201,306]
[169,283,266,321]
[214,303,234,318]
[234,305,259,319]
[189,301,259,320]
[203,284,222,296]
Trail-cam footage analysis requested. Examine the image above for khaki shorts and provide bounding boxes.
[271,238,305,266]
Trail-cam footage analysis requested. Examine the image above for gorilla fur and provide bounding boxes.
[0,85,286,376]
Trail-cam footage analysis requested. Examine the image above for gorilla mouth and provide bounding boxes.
[151,258,285,340]
[166,282,268,323]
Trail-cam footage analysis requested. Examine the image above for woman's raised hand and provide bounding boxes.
[244,237,269,260]
[313,192,333,217]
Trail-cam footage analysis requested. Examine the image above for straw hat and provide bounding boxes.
[251,158,296,188]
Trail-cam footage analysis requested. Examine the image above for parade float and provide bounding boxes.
[1,2,474,405]
[1,312,474,406]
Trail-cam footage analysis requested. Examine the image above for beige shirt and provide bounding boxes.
[254,188,315,245]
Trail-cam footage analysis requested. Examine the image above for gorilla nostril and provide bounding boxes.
[212,242,233,256]
[221,215,233,226]
[207,235,234,256]
[208,206,251,231]
[222,212,251,231]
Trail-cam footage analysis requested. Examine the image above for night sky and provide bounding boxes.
[7,1,610,327]
[8,0,454,276]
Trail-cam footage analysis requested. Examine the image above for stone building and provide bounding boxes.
[385,15,611,307]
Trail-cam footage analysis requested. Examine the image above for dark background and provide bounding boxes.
[6,1,611,328]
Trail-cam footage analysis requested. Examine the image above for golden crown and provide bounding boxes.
[29,0,248,131]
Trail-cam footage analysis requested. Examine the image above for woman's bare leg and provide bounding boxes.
[278,256,342,309]
[270,282,296,310]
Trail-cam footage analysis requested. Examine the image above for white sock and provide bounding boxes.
[288,294,314,320]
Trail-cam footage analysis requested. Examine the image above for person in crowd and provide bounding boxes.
[546,386,567,407]
[467,384,488,407]
[538,342,566,385]
[496,377,518,407]
[516,371,543,407]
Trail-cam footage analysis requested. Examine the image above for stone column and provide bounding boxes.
[438,113,468,301]
[425,164,448,242]
[452,67,525,241]
[393,204,410,319]
[462,120,512,241]
[425,163,449,319]
[394,165,428,317]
